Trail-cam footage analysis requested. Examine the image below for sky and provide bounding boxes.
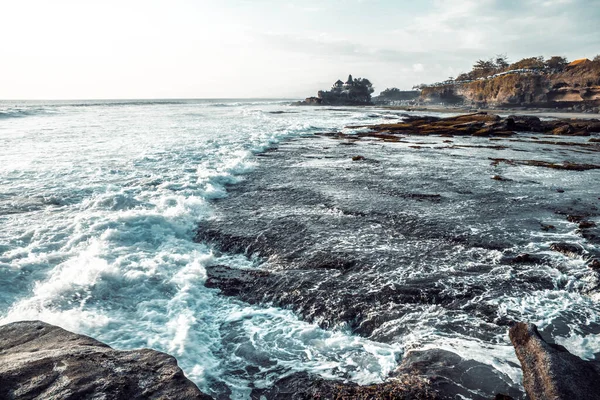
[1,0,599,99]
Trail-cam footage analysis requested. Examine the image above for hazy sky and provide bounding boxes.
[2,0,599,99]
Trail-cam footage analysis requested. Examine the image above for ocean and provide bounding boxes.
[1,99,599,399]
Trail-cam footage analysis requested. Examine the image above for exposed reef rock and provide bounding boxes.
[345,112,600,138]
[0,321,211,400]
[297,96,322,105]
[250,349,519,400]
[509,322,600,400]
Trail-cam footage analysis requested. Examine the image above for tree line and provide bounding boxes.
[451,54,600,82]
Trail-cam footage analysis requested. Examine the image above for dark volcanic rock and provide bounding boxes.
[250,349,520,400]
[550,242,585,258]
[250,371,437,400]
[396,349,521,399]
[349,112,600,138]
[298,96,322,105]
[0,321,211,400]
[509,322,600,400]
[195,131,600,399]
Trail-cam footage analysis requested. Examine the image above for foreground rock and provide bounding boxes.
[509,322,600,400]
[251,349,519,400]
[0,321,211,400]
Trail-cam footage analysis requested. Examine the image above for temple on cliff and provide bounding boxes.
[332,75,355,90]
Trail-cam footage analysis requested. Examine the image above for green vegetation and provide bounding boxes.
[455,54,571,81]
[376,88,420,101]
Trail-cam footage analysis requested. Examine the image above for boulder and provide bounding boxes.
[301,97,322,105]
[549,242,584,258]
[0,321,211,400]
[507,115,542,132]
[509,322,600,400]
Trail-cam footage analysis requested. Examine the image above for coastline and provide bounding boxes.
[378,104,600,120]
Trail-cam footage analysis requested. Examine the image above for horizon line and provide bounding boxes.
[0,97,302,102]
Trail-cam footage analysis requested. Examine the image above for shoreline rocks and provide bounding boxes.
[509,322,600,400]
[0,321,211,400]
[347,112,600,138]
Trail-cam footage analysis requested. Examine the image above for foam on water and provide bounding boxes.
[2,100,599,398]
[0,100,407,398]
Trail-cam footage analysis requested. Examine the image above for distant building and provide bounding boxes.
[343,74,354,88]
[332,80,344,90]
[567,58,591,69]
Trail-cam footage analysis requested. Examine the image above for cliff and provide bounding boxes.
[0,321,212,400]
[421,61,600,111]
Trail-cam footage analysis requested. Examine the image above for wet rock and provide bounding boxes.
[510,253,539,263]
[298,96,322,105]
[566,214,585,223]
[507,115,542,132]
[490,158,600,171]
[492,175,511,181]
[195,133,599,399]
[0,321,211,400]
[252,349,520,400]
[587,259,600,270]
[350,113,600,139]
[550,242,584,258]
[352,155,366,161]
[396,349,521,400]
[541,224,555,231]
[551,124,574,135]
[579,220,597,229]
[251,371,437,400]
[347,113,514,137]
[509,322,600,400]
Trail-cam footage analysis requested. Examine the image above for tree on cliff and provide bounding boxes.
[377,88,420,101]
[469,55,509,79]
[472,59,497,78]
[594,54,600,62]
[349,78,374,103]
[494,54,509,70]
[545,56,568,71]
[510,56,545,70]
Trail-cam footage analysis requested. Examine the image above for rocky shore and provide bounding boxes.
[0,321,211,400]
[345,112,600,137]
[4,320,600,399]
[195,112,599,398]
[509,322,600,400]
[3,113,599,399]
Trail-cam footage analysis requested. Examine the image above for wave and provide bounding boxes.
[0,108,53,119]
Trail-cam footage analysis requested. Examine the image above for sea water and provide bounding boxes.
[1,99,599,399]
[0,99,414,398]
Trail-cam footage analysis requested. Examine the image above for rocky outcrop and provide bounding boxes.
[0,321,211,400]
[421,61,600,111]
[250,349,519,400]
[345,112,600,138]
[296,96,322,105]
[509,322,600,400]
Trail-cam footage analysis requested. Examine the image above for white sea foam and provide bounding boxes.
[0,99,412,398]
[1,99,598,398]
